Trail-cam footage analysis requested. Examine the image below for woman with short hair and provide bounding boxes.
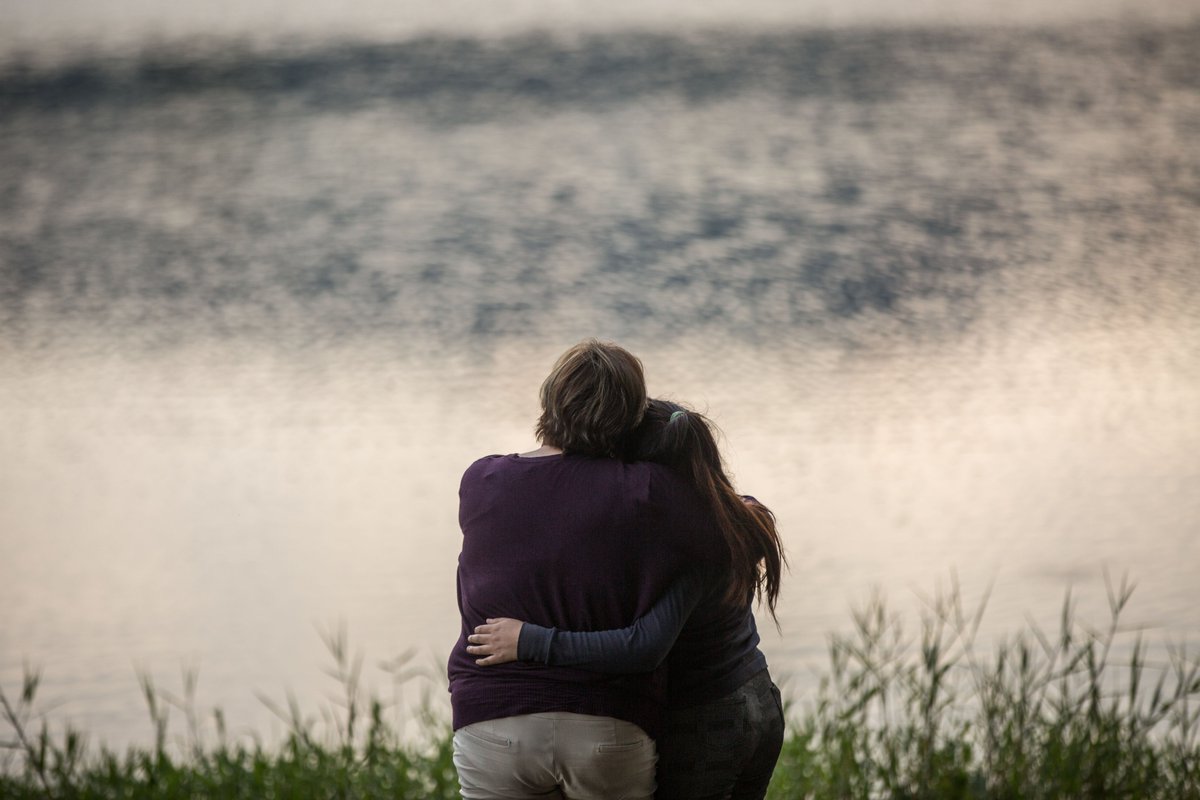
[450,345,726,800]
[468,398,788,800]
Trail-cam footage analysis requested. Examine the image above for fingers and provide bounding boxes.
[474,651,515,666]
[466,636,505,654]
[466,619,518,667]
[466,642,512,665]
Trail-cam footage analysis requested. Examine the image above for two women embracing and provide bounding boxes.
[448,339,787,800]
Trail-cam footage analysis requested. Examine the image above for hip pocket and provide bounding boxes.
[597,738,647,754]
[457,724,514,752]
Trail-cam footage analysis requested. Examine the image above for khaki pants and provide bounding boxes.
[453,712,656,800]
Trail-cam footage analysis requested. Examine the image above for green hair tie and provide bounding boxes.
[669,410,686,423]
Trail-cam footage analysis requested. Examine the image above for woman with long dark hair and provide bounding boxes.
[467,398,788,800]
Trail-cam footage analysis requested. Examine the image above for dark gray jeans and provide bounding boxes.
[655,670,785,800]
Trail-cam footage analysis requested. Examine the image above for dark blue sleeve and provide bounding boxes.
[516,572,705,673]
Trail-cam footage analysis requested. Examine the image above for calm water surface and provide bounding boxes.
[1,22,1198,748]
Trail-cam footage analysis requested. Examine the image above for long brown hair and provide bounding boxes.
[631,399,786,622]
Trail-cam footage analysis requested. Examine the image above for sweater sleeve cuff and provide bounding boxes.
[517,623,556,664]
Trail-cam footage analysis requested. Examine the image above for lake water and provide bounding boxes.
[1,19,1198,750]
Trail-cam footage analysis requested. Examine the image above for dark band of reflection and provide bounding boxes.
[2,25,1197,115]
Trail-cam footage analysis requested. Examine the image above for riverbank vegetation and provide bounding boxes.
[4,576,1198,799]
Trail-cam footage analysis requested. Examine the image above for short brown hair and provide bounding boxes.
[535,340,647,457]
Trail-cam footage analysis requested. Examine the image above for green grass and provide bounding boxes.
[1,624,461,800]
[4,575,1199,799]
[767,574,1200,800]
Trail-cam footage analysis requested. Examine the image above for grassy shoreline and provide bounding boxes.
[4,577,1198,799]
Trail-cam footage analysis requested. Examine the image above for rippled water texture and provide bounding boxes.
[1,24,1198,748]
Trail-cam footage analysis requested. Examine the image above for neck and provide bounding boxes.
[520,444,563,458]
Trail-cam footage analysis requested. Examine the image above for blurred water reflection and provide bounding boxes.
[1,23,1198,748]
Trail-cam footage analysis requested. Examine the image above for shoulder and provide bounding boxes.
[630,462,723,548]
[458,453,509,487]
[634,461,698,505]
[620,459,673,481]
[740,494,771,511]
[462,453,508,473]
[460,452,625,490]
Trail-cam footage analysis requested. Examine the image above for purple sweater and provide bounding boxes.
[448,452,720,738]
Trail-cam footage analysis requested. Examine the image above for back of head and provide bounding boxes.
[632,399,787,622]
[631,400,725,485]
[536,339,647,458]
